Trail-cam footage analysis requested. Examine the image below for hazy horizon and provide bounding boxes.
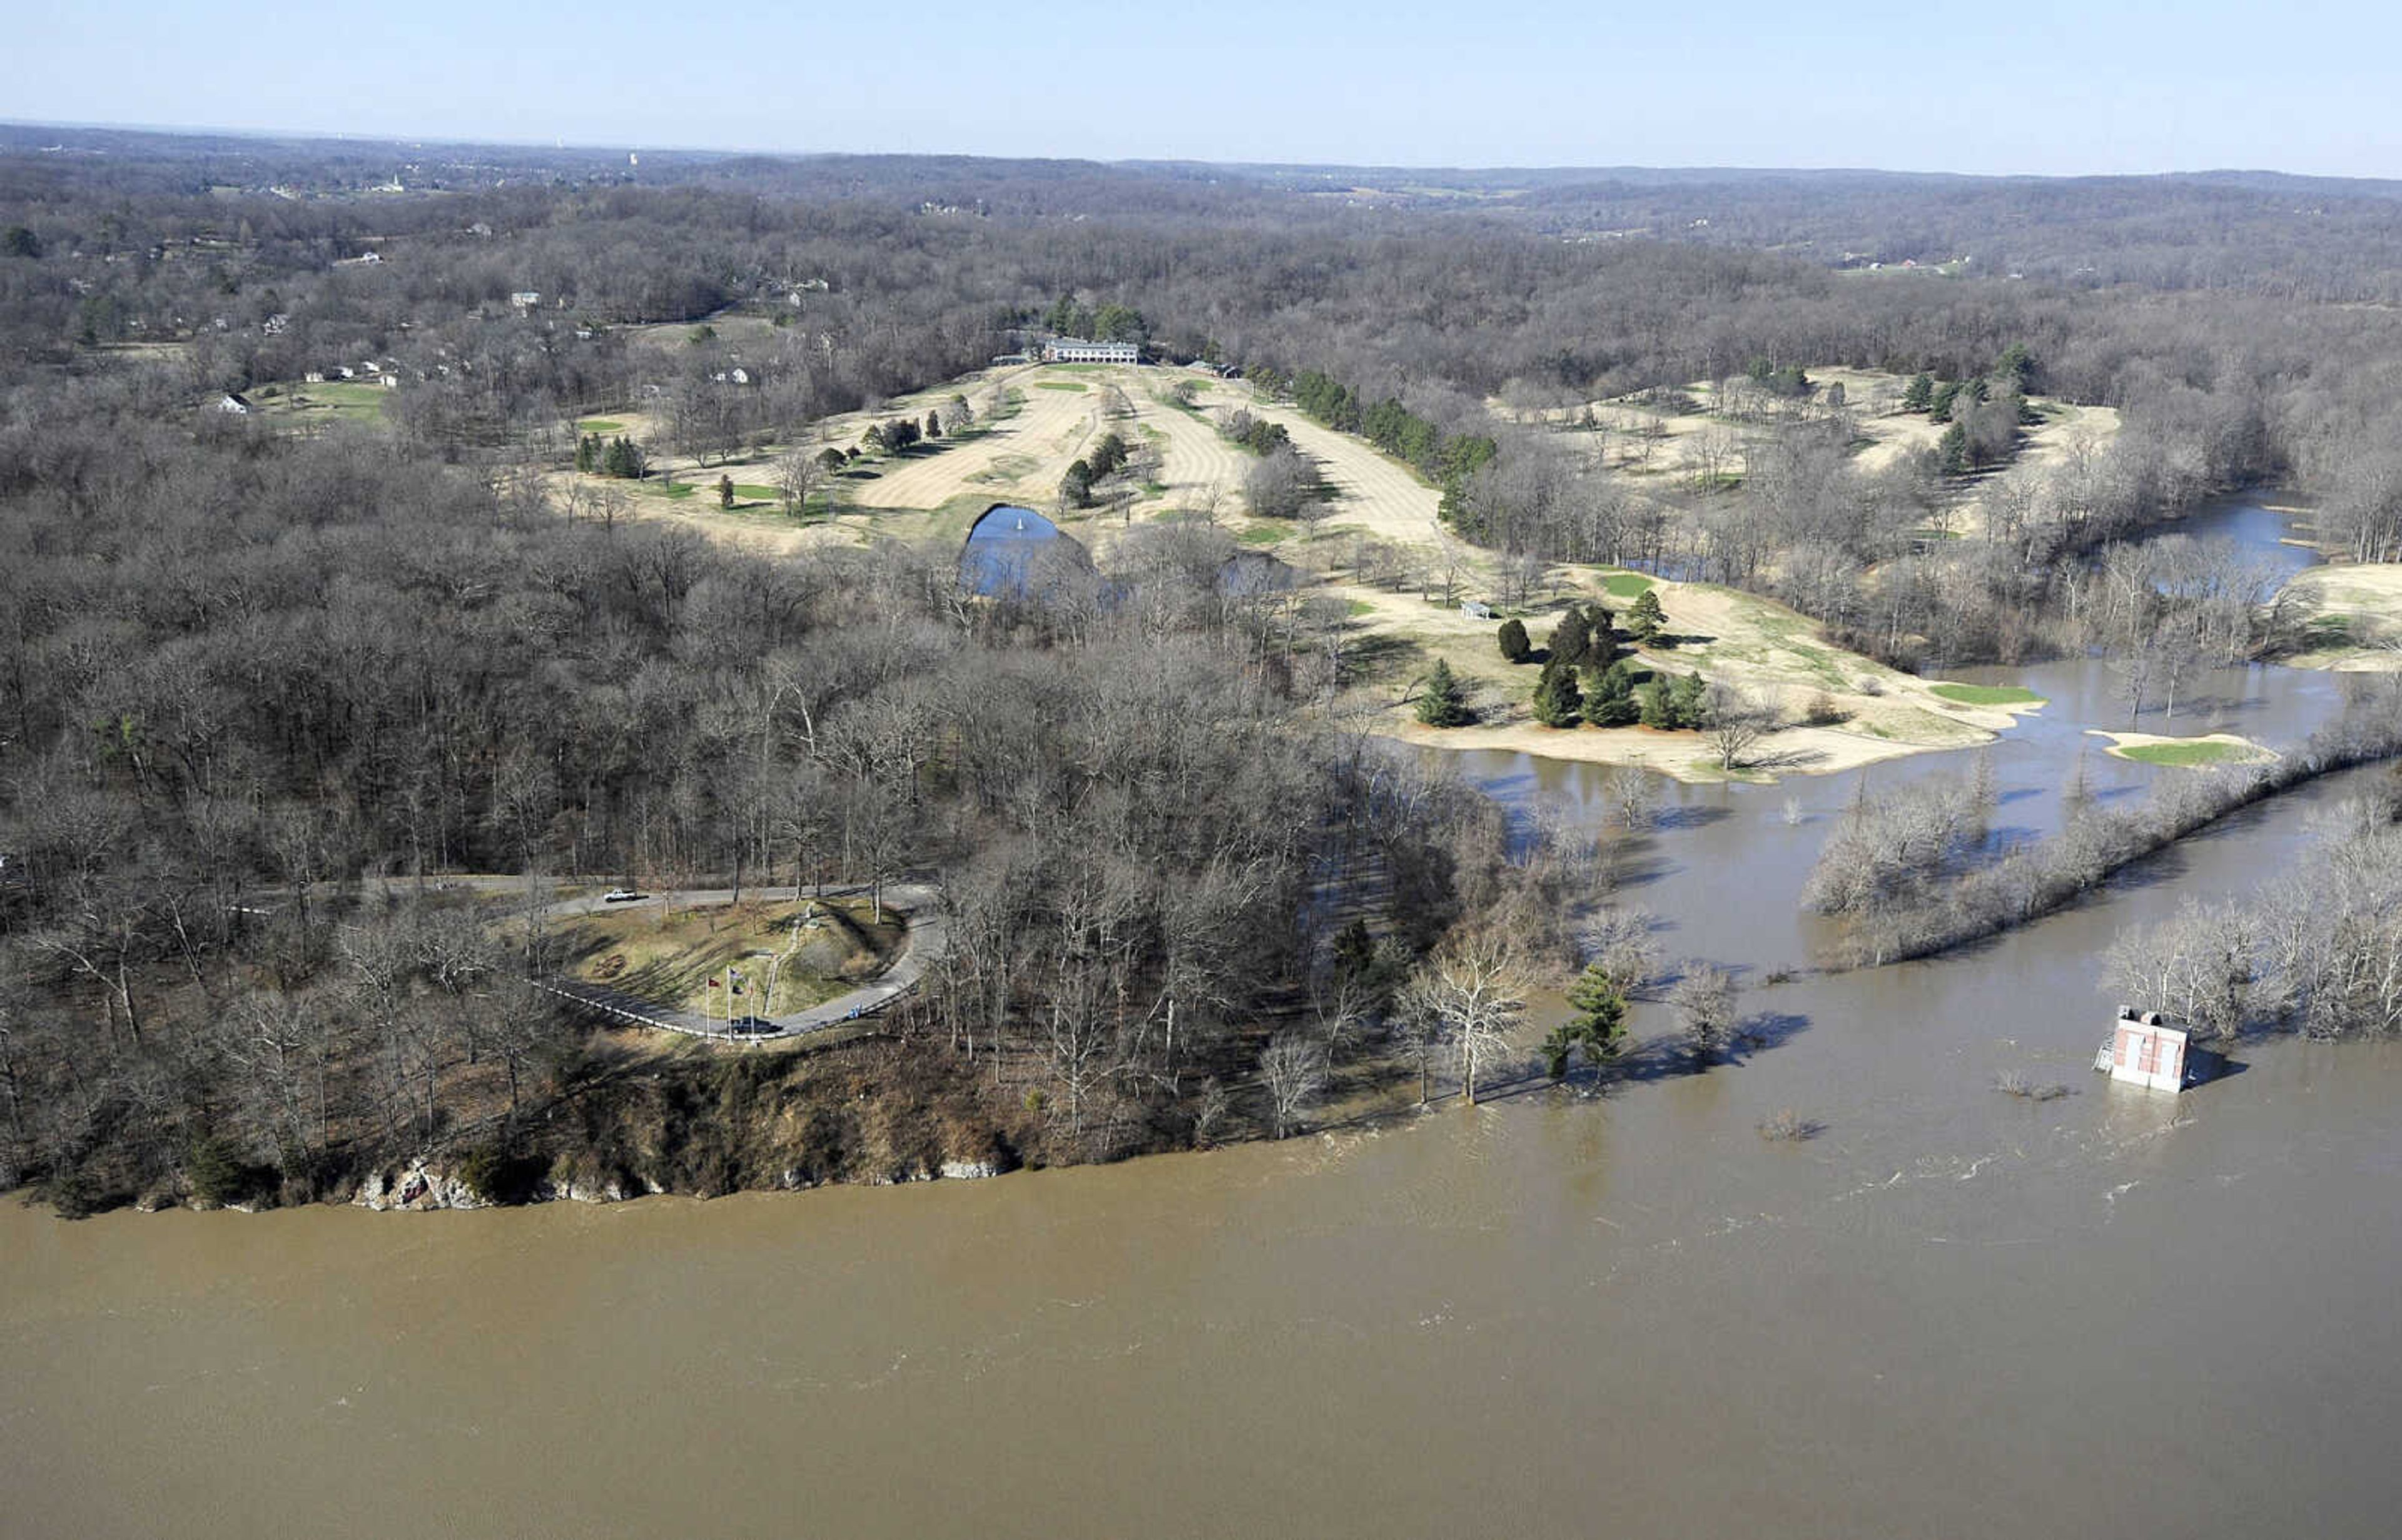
[14,0,2401,180]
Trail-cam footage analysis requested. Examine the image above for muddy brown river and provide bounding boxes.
[8,509,2401,1537]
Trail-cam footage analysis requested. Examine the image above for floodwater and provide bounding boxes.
[9,500,2402,1539]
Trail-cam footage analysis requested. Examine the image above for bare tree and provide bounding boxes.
[1582,905,1661,993]
[1399,933,1527,1105]
[776,443,823,519]
[1602,764,1658,832]
[1670,961,1738,1061]
[1259,1031,1325,1138]
[1700,681,1781,770]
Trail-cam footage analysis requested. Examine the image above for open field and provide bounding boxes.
[553,362,1272,558]
[250,378,391,424]
[559,896,898,1018]
[560,359,2050,781]
[1932,682,2046,707]
[1498,367,2120,537]
[2274,561,2402,670]
[2088,729,2275,767]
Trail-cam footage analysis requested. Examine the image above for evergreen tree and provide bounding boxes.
[1625,587,1666,642]
[1582,660,1642,727]
[1060,459,1095,509]
[1543,966,1629,1080]
[925,408,942,439]
[1928,380,1962,423]
[1670,671,1708,729]
[1497,617,1531,663]
[1902,372,1935,412]
[1548,606,1592,669]
[717,474,735,509]
[1584,601,1621,664]
[1416,659,1472,727]
[1937,422,1971,476]
[1531,657,1584,727]
[1639,679,1677,729]
[574,433,596,474]
[602,436,644,479]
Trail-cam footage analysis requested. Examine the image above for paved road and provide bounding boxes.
[535,883,947,1042]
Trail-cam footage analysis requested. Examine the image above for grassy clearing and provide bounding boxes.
[1596,570,1655,600]
[2102,734,2273,767]
[577,418,626,434]
[1931,682,2045,707]
[257,380,389,423]
[561,898,899,1016]
[2117,741,2253,767]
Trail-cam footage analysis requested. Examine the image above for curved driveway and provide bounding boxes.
[537,883,947,1042]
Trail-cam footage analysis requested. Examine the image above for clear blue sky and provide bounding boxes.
[13,0,2401,176]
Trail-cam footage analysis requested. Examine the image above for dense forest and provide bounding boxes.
[8,129,2402,1212]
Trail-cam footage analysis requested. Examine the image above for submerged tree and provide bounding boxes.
[1399,933,1527,1106]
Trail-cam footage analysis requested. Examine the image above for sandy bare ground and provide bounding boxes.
[2276,562,2402,671]
[1381,716,1951,780]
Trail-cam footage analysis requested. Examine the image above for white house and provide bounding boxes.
[214,392,253,415]
[2097,1008,2190,1092]
[1043,338,1140,365]
[510,291,541,310]
[1459,600,1496,620]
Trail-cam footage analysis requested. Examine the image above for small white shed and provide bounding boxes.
[2097,1008,2189,1092]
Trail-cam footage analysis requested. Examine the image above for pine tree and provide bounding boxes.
[1582,660,1641,727]
[1902,372,1935,412]
[1670,671,1708,729]
[574,433,596,474]
[1543,967,1628,1080]
[1566,966,1629,1057]
[1060,459,1094,509]
[1548,606,1591,669]
[1937,422,1971,476]
[1531,657,1584,727]
[717,474,735,508]
[1416,659,1471,727]
[1497,617,1531,663]
[1639,679,1677,729]
[1625,587,1666,642]
[924,408,941,439]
